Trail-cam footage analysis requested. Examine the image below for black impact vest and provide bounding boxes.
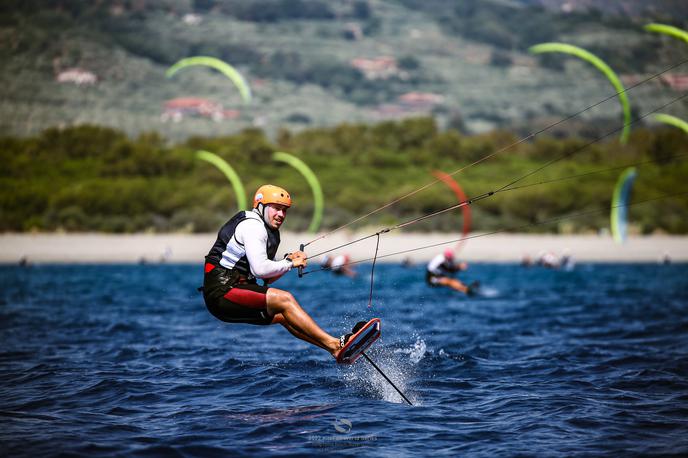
[205,210,281,279]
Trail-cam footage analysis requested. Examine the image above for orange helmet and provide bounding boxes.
[253,184,292,208]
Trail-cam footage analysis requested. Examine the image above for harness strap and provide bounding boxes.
[199,260,254,294]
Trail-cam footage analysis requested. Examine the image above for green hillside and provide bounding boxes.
[1,0,686,140]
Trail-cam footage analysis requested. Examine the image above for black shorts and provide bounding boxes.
[203,263,273,325]
[425,271,442,287]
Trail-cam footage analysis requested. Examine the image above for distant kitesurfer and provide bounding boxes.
[521,254,533,268]
[536,250,559,269]
[320,254,332,270]
[330,254,357,278]
[660,251,672,265]
[320,253,356,278]
[201,184,369,361]
[425,249,477,295]
[560,248,575,270]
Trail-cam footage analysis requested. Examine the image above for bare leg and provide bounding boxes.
[343,267,357,278]
[437,276,469,294]
[267,288,341,356]
[271,313,329,350]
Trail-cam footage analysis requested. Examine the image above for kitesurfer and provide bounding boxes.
[202,184,359,359]
[331,254,357,278]
[320,253,356,277]
[425,249,477,295]
[536,250,560,269]
[320,254,332,270]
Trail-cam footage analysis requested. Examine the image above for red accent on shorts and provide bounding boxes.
[205,263,216,273]
[224,287,267,309]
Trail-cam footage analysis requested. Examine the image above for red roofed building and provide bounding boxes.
[350,56,399,80]
[398,92,444,108]
[660,74,688,92]
[161,98,239,123]
[56,68,97,86]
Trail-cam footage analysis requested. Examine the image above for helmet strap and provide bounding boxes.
[255,202,272,226]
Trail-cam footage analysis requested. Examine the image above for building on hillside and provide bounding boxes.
[373,91,444,120]
[660,74,688,91]
[161,98,239,123]
[56,68,97,86]
[398,92,444,109]
[350,56,399,80]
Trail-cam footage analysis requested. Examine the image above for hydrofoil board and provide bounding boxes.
[336,318,381,364]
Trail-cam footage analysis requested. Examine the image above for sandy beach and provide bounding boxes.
[1,232,686,264]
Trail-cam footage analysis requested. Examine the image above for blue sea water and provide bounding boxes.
[1,262,688,456]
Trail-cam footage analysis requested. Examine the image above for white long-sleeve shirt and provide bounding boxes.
[220,211,292,279]
[427,253,452,276]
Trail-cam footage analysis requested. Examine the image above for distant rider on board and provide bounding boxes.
[425,249,477,295]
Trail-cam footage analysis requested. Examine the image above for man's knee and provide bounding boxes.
[268,288,297,311]
[278,290,296,306]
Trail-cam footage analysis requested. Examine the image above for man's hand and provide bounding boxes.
[288,250,308,268]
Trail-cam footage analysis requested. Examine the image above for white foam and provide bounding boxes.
[363,350,420,405]
[393,336,427,364]
[340,337,424,405]
[478,286,500,298]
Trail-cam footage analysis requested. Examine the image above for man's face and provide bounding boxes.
[265,203,289,229]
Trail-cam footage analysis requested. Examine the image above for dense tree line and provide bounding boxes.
[1,119,686,234]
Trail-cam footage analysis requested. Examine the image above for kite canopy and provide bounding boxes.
[167,56,252,104]
[273,152,324,233]
[529,42,631,144]
[432,170,472,252]
[644,23,688,44]
[196,150,247,210]
[610,167,637,244]
[654,113,688,134]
